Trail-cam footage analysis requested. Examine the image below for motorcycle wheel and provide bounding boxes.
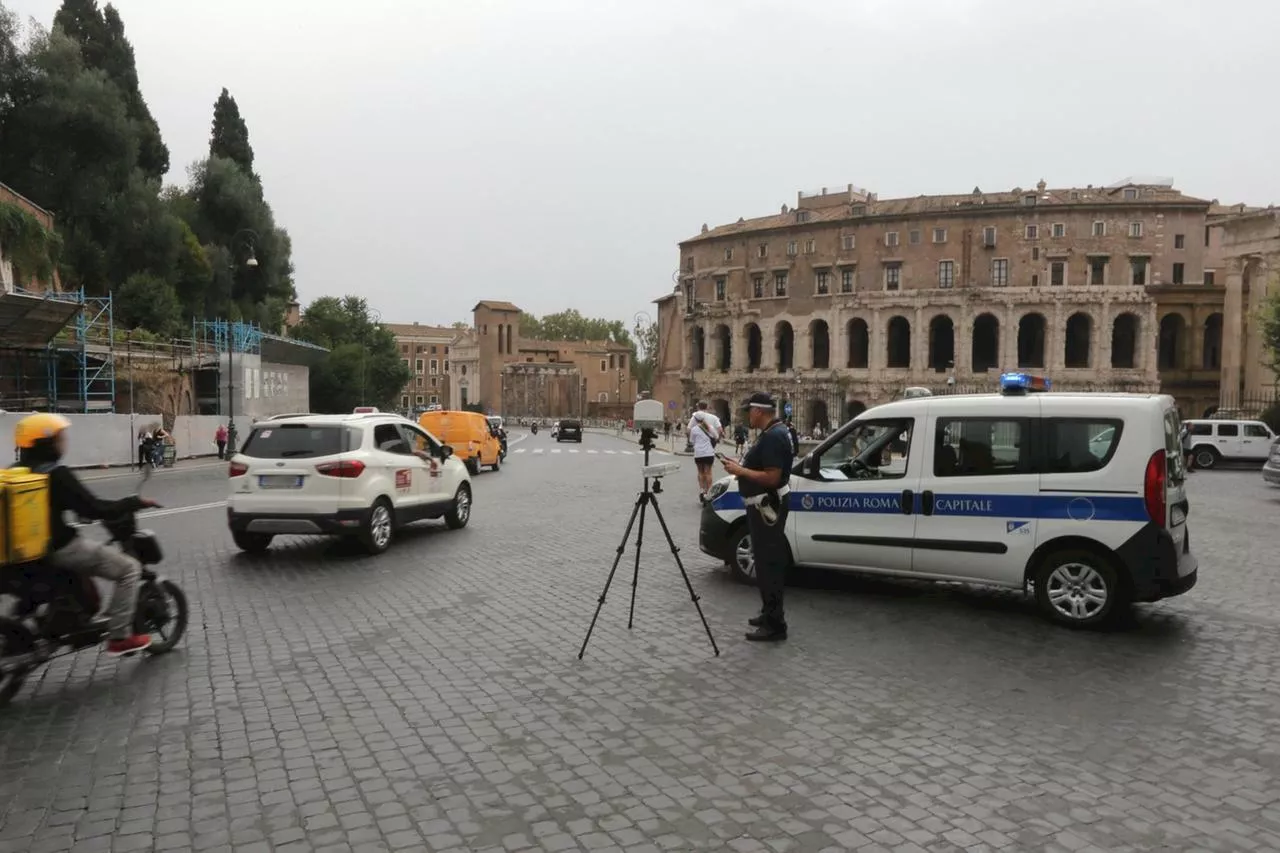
[0,617,36,706]
[139,580,189,655]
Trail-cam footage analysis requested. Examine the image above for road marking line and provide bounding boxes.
[568,449,579,454]
[533,448,545,454]
[604,450,616,454]
[551,449,562,454]
[587,450,598,454]
[143,501,226,519]
[513,448,526,453]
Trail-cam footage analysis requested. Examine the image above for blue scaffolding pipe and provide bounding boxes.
[193,319,262,355]
[11,286,116,413]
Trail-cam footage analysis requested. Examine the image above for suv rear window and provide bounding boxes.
[560,420,582,429]
[241,424,361,458]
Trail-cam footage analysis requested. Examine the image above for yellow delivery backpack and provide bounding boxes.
[0,467,51,566]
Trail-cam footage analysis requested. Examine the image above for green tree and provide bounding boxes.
[291,296,410,413]
[209,87,254,175]
[633,316,659,392]
[100,4,167,178]
[114,272,181,336]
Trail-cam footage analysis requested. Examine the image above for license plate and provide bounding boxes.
[259,475,303,489]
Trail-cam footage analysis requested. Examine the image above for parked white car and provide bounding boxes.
[1183,418,1275,468]
[227,412,472,554]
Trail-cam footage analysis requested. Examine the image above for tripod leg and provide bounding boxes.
[578,493,645,659]
[627,494,648,630]
[646,493,720,657]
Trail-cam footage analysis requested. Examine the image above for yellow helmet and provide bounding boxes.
[14,413,71,449]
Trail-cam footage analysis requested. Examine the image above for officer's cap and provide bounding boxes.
[746,392,776,411]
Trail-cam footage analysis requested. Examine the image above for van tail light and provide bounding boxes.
[1144,450,1167,528]
[229,461,248,477]
[316,460,366,478]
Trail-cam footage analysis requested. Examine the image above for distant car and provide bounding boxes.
[1262,438,1280,486]
[227,412,472,555]
[556,419,583,442]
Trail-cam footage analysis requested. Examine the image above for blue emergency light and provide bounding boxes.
[998,372,1051,395]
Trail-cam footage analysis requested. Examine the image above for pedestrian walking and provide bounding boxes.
[136,427,149,469]
[215,423,228,460]
[1181,422,1195,472]
[734,423,748,456]
[720,392,792,642]
[687,400,723,502]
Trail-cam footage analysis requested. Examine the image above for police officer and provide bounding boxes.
[720,392,792,642]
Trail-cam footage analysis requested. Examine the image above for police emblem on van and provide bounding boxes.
[800,494,815,510]
[1006,521,1031,535]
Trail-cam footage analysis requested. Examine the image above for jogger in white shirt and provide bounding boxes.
[687,400,723,501]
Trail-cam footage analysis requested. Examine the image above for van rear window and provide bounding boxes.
[241,424,361,459]
[1044,418,1123,473]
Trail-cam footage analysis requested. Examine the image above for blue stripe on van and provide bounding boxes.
[712,490,1149,523]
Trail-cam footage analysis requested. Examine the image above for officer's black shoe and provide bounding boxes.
[748,613,766,627]
[745,625,787,642]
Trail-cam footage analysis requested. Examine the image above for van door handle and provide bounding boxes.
[900,489,914,515]
[921,490,934,516]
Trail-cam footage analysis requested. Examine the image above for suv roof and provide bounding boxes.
[255,413,410,427]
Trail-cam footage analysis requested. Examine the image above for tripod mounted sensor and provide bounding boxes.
[578,399,720,658]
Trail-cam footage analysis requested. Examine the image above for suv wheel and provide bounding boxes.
[361,498,395,555]
[445,484,472,529]
[232,532,273,554]
[1033,549,1125,628]
[1193,447,1219,469]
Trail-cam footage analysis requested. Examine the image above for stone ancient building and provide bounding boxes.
[652,180,1242,428]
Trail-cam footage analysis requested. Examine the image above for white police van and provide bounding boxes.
[699,374,1197,628]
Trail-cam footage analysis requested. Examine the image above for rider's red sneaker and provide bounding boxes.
[105,635,152,657]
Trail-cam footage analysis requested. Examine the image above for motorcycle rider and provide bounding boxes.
[14,414,158,657]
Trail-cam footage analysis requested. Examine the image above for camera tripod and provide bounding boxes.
[578,431,720,659]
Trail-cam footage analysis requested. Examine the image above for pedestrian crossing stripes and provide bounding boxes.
[511,447,638,455]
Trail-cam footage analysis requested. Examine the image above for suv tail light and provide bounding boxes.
[229,461,248,477]
[316,459,365,478]
[1144,449,1167,527]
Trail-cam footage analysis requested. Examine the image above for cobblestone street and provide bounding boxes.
[2,431,1279,852]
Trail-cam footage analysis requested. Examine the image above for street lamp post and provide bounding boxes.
[225,229,259,454]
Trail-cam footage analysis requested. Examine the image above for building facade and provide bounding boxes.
[653,180,1244,428]
[0,181,61,293]
[384,322,458,411]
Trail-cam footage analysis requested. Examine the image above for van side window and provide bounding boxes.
[809,419,913,481]
[1045,418,1123,473]
[934,418,1028,477]
[1216,423,1239,437]
[1188,422,1212,436]
[1245,424,1271,438]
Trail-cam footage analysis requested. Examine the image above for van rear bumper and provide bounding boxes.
[1116,522,1198,603]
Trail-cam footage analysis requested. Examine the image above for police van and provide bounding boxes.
[699,374,1197,628]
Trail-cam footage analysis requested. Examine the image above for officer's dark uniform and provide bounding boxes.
[738,415,793,640]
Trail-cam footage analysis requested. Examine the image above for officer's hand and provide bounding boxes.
[721,458,742,476]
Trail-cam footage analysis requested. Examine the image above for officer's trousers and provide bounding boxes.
[746,504,790,628]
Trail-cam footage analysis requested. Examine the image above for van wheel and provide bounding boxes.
[465,458,480,475]
[1033,550,1124,628]
[727,523,756,585]
[232,532,273,553]
[490,455,500,472]
[361,499,395,555]
[1193,447,1219,469]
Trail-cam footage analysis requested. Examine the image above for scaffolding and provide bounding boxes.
[193,319,263,355]
[0,286,115,412]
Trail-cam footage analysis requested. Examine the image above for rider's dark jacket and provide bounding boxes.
[18,444,145,551]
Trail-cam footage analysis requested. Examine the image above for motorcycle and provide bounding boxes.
[530,423,538,436]
[0,473,189,705]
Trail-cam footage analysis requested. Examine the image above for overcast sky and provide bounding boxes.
[9,0,1279,328]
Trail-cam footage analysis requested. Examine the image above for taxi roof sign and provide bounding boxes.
[998,372,1051,394]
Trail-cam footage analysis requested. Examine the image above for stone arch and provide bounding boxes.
[928,314,955,371]
[744,323,762,371]
[1017,313,1047,369]
[846,318,869,368]
[714,323,731,372]
[808,399,829,433]
[712,398,730,425]
[810,319,830,369]
[886,316,911,368]
[1111,313,1138,369]
[775,321,794,371]
[691,326,705,370]
[1203,312,1223,370]
[971,313,999,373]
[1064,312,1092,368]
[1158,313,1186,369]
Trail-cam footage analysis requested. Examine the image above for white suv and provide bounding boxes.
[1183,418,1275,468]
[227,413,472,554]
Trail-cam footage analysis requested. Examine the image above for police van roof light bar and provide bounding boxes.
[998,372,1051,395]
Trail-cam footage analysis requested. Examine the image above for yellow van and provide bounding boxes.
[418,410,502,474]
